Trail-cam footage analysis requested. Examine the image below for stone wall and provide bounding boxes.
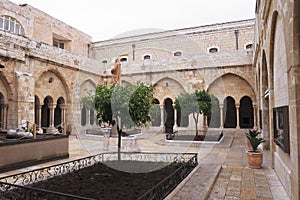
[254,0,300,199]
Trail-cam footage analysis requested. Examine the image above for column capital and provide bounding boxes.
[48,103,56,109]
[60,104,68,110]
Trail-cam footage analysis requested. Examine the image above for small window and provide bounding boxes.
[209,47,219,53]
[174,51,182,56]
[53,41,58,47]
[246,43,253,49]
[143,55,151,60]
[120,57,128,62]
[102,60,108,64]
[59,42,64,49]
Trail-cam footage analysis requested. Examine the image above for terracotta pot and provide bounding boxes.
[246,151,263,169]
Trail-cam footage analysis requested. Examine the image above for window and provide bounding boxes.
[208,47,219,53]
[173,51,182,56]
[273,106,290,153]
[120,57,128,62]
[143,55,151,60]
[53,39,65,49]
[245,43,253,49]
[0,15,24,35]
[102,60,108,64]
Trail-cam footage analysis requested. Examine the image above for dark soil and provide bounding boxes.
[30,161,182,199]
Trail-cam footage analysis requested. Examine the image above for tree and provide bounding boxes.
[175,90,213,136]
[95,83,153,159]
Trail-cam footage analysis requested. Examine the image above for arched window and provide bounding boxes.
[245,43,253,50]
[208,47,219,53]
[173,51,182,56]
[143,55,151,60]
[120,57,128,62]
[0,15,24,35]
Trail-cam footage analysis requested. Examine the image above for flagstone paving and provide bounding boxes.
[0,129,290,199]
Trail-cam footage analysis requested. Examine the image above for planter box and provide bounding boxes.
[0,135,69,173]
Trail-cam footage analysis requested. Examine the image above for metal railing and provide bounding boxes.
[0,152,198,200]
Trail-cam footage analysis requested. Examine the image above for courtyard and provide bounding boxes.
[0,129,289,199]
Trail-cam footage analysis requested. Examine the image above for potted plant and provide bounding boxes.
[245,129,265,169]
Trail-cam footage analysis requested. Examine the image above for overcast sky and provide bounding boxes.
[9,0,256,42]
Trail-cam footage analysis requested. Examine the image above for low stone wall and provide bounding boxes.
[0,135,69,173]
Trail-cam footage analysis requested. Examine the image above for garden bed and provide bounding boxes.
[0,152,198,200]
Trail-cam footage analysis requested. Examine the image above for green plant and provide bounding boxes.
[245,129,265,152]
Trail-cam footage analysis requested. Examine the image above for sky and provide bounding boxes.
[9,0,256,42]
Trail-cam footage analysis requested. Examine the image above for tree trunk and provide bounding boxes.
[193,112,199,137]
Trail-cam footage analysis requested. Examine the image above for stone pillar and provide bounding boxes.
[236,103,240,129]
[0,103,4,129]
[38,105,42,130]
[160,104,164,129]
[60,104,67,124]
[173,103,178,130]
[1,103,8,129]
[86,108,90,126]
[47,104,56,133]
[219,104,224,129]
[253,103,257,129]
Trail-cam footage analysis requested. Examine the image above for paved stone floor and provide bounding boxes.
[0,129,290,199]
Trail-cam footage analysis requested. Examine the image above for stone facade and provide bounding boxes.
[254,0,300,199]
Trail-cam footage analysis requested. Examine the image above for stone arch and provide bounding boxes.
[121,80,133,86]
[35,70,69,104]
[0,73,11,129]
[152,73,189,94]
[153,77,186,103]
[80,79,97,127]
[239,96,254,128]
[0,72,12,102]
[207,73,255,104]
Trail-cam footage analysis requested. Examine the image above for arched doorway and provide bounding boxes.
[81,105,87,126]
[240,96,254,128]
[223,96,237,128]
[41,96,53,132]
[208,97,221,128]
[150,99,161,126]
[164,98,174,133]
[54,97,65,128]
[34,96,40,126]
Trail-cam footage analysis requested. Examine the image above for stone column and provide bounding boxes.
[2,103,8,129]
[160,104,164,129]
[219,104,224,129]
[236,103,240,129]
[173,103,178,130]
[86,108,90,126]
[38,105,42,130]
[60,104,67,124]
[0,103,3,129]
[47,104,56,133]
[253,103,257,129]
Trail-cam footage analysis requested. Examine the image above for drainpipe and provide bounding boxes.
[234,29,239,50]
[132,44,136,61]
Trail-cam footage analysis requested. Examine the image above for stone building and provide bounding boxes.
[254,0,300,199]
[1,0,300,198]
